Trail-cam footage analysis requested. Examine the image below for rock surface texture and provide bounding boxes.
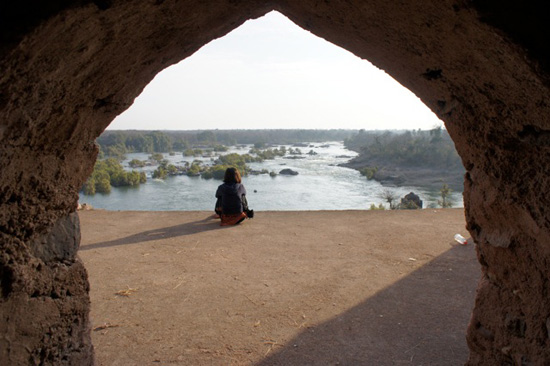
[1,1,549,365]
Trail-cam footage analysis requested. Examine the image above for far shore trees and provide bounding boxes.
[344,127,464,191]
[97,129,357,158]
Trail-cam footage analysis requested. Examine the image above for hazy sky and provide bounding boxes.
[108,11,443,131]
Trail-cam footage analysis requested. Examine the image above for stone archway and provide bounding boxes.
[1,1,549,364]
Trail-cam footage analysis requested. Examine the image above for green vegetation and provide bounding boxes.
[97,131,173,158]
[248,147,286,161]
[98,144,126,161]
[97,129,356,155]
[152,160,184,179]
[149,153,256,181]
[359,166,378,180]
[81,158,146,195]
[129,159,146,168]
[345,127,461,169]
[187,163,202,176]
[369,203,386,210]
[438,183,453,208]
[201,165,225,180]
[183,149,204,157]
[344,127,464,191]
[152,167,167,180]
[149,153,164,162]
[214,153,254,176]
[213,145,228,152]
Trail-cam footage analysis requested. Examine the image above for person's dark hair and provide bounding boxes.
[223,167,242,184]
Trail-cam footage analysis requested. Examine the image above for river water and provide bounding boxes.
[78,142,463,211]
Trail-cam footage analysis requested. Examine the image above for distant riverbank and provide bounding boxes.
[341,158,464,191]
[342,128,465,191]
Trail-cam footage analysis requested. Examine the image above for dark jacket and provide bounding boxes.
[215,183,247,215]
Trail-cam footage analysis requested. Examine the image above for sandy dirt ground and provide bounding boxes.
[79,209,480,366]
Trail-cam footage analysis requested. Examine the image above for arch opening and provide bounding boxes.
[85,11,462,212]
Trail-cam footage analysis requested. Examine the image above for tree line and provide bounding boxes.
[344,127,462,170]
[97,129,357,159]
[343,127,465,191]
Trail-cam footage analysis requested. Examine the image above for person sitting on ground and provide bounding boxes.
[214,167,253,226]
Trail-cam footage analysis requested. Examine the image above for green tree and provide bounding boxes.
[173,139,189,151]
[126,171,142,186]
[197,130,216,143]
[150,131,172,152]
[359,166,378,180]
[102,143,127,161]
[95,177,111,193]
[81,158,146,194]
[110,170,128,186]
[217,153,252,175]
[210,165,227,179]
[152,166,167,179]
[201,170,213,179]
[167,164,178,175]
[149,153,164,162]
[438,183,453,208]
[129,159,146,168]
[187,163,201,176]
[82,178,96,195]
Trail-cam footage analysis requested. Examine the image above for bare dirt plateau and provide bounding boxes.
[79,209,479,365]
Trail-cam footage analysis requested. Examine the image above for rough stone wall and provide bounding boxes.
[0,1,273,364]
[0,0,549,364]
[274,3,550,361]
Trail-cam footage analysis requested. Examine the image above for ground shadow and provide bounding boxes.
[80,216,226,251]
[256,243,479,366]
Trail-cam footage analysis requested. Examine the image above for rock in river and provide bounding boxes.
[279,168,299,176]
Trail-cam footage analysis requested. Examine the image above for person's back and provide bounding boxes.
[216,182,246,215]
[214,167,252,226]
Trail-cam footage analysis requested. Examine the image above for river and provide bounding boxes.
[78,142,463,211]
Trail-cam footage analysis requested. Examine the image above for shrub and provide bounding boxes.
[359,166,378,180]
[149,153,164,162]
[213,144,229,152]
[81,158,146,194]
[129,159,146,168]
[153,167,168,179]
[369,203,386,210]
[82,179,96,195]
[201,170,213,179]
[187,163,201,176]
[95,177,111,193]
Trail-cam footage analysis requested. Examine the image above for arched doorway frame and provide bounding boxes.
[1,1,549,364]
